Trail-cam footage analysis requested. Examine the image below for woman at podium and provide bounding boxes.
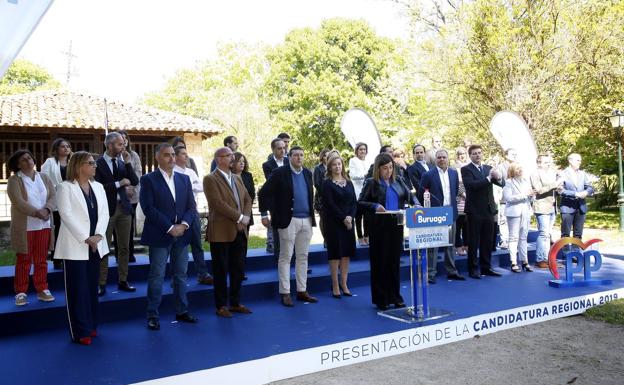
[358,153,418,311]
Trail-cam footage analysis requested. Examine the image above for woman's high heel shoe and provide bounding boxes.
[511,264,521,273]
[331,285,341,299]
[522,263,533,272]
[340,286,353,297]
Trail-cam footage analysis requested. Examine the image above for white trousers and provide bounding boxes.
[507,210,531,265]
[278,217,313,294]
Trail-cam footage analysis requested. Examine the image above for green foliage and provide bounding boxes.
[408,0,624,169]
[0,59,60,95]
[263,18,423,159]
[143,42,275,180]
[593,174,620,208]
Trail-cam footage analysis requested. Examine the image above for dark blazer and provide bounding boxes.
[358,177,418,212]
[559,167,594,214]
[258,165,316,229]
[240,171,256,226]
[406,161,433,194]
[460,163,505,216]
[417,167,459,219]
[139,170,197,247]
[95,156,139,215]
[262,157,290,181]
[313,163,326,211]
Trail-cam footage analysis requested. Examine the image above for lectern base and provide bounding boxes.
[377,306,453,324]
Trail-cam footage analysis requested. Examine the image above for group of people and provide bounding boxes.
[6,130,594,344]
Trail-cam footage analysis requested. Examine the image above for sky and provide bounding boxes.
[18,0,411,103]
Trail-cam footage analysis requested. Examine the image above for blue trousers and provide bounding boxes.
[64,251,100,341]
[146,240,189,319]
[190,217,210,278]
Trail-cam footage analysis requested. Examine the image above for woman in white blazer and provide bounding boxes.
[502,162,535,273]
[55,151,109,345]
[40,138,71,269]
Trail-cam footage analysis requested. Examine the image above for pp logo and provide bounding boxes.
[547,237,612,288]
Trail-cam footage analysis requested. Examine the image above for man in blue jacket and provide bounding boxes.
[140,143,198,330]
[558,153,594,241]
[417,149,465,283]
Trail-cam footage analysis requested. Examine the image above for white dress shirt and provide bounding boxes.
[159,167,176,202]
[174,165,202,203]
[437,166,451,206]
[19,172,51,231]
[274,156,285,168]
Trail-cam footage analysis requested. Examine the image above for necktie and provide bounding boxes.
[112,157,119,178]
[230,175,241,210]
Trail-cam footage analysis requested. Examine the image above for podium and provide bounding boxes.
[377,207,454,323]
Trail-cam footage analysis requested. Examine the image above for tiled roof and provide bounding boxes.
[0,90,221,134]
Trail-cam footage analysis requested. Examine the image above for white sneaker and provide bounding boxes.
[37,289,55,302]
[15,292,28,306]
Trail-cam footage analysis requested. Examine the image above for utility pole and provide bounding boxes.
[61,40,77,85]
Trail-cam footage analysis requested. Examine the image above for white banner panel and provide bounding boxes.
[0,0,54,78]
[408,226,449,249]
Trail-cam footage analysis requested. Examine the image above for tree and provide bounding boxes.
[143,42,275,179]
[0,59,60,95]
[400,0,624,178]
[262,18,424,158]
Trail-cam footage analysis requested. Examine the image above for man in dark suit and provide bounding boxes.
[417,149,465,283]
[203,147,253,318]
[95,132,139,296]
[141,143,198,330]
[210,135,239,172]
[262,138,289,255]
[407,144,434,193]
[460,144,505,279]
[558,153,594,241]
[259,146,318,307]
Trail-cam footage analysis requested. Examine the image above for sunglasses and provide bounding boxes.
[83,161,96,166]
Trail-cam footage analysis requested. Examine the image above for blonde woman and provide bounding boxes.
[55,152,110,345]
[322,154,357,298]
[502,162,534,273]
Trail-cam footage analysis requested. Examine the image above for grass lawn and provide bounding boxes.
[201,234,266,252]
[585,298,624,325]
[0,249,15,267]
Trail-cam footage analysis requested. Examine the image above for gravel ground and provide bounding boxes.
[272,315,623,385]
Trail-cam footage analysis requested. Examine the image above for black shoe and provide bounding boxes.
[118,281,136,292]
[482,269,502,277]
[394,302,406,308]
[428,277,436,284]
[447,273,466,281]
[129,255,136,263]
[377,304,389,311]
[147,318,160,330]
[469,272,481,279]
[340,286,353,296]
[332,292,341,299]
[98,285,106,296]
[522,263,533,272]
[175,312,198,323]
[511,264,521,273]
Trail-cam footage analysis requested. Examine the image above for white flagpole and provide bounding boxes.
[104,97,109,136]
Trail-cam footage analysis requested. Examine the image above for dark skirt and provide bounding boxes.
[323,213,356,260]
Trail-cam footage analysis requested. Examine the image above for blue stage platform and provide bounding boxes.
[0,234,622,385]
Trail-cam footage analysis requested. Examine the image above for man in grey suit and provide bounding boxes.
[558,153,594,241]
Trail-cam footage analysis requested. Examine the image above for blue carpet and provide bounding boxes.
[1,254,622,385]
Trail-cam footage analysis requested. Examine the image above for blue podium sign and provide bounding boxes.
[406,207,454,228]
